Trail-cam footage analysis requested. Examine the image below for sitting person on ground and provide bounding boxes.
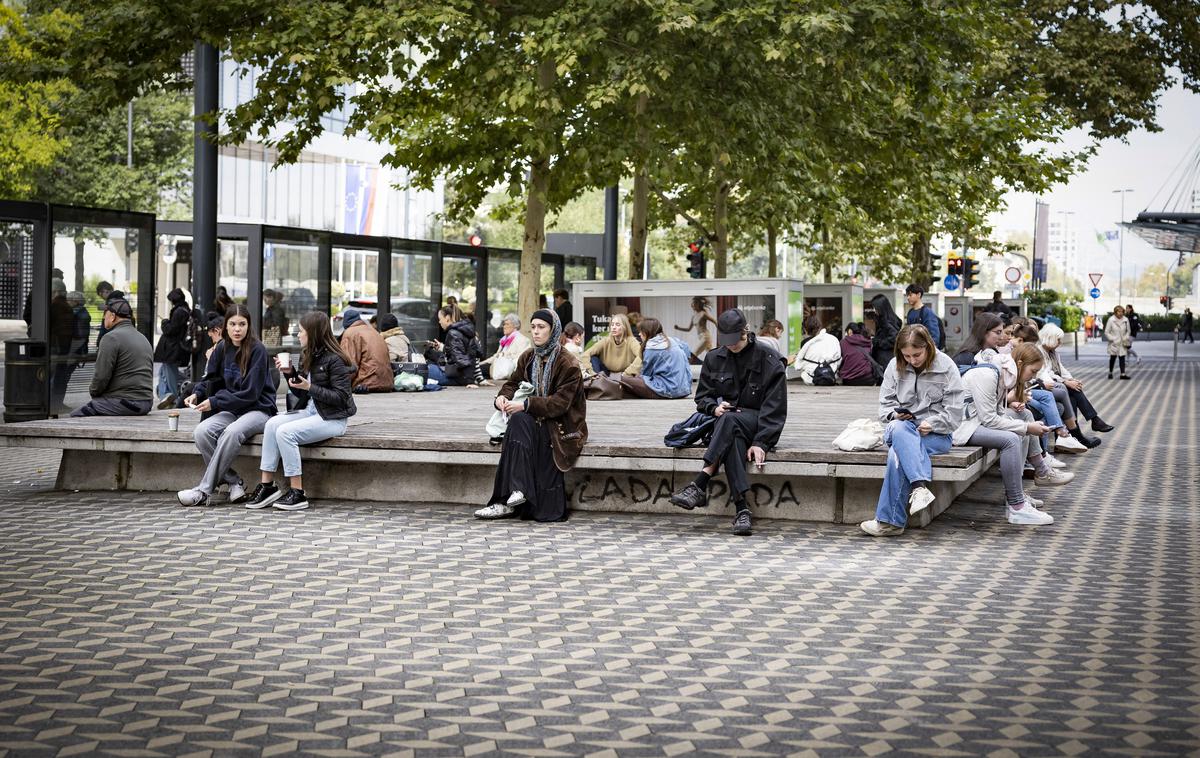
[582,312,642,377]
[561,321,586,372]
[869,294,903,368]
[952,312,1005,368]
[179,304,277,507]
[475,309,587,522]
[339,307,393,393]
[426,306,484,387]
[1038,323,1113,433]
[757,319,785,357]
[839,322,878,386]
[1006,323,1098,451]
[1104,305,1132,380]
[904,283,942,347]
[956,342,1072,527]
[792,316,842,385]
[480,313,532,382]
[860,325,964,537]
[154,287,192,410]
[70,298,153,417]
[245,312,357,512]
[613,317,693,399]
[669,308,787,537]
[377,313,412,363]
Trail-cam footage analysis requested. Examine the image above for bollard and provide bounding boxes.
[1174,328,1179,362]
[1074,329,1079,361]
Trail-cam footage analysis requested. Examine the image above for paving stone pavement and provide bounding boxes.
[0,361,1197,757]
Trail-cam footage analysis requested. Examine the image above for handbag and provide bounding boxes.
[584,373,625,401]
[492,355,517,381]
[832,418,885,451]
[664,411,717,448]
[486,381,536,438]
[393,361,429,379]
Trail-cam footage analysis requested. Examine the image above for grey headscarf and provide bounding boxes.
[529,308,562,397]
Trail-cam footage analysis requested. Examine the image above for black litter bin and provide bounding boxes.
[4,339,49,423]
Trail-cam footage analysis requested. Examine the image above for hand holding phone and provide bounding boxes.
[894,407,914,420]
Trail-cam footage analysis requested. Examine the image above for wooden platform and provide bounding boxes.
[0,384,995,526]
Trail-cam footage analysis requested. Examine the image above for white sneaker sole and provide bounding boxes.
[272,500,309,511]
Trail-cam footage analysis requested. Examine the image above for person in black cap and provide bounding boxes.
[669,308,787,535]
[70,299,154,417]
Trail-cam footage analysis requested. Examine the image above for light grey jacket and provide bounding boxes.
[878,351,964,435]
[1104,315,1130,356]
[952,362,1029,445]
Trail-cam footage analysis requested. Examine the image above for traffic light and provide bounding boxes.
[963,257,980,289]
[948,257,963,277]
[927,251,943,288]
[686,238,707,279]
[1160,294,1172,310]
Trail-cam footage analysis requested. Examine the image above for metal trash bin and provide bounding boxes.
[4,339,49,423]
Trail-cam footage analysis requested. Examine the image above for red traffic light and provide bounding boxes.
[468,233,483,247]
[688,241,701,253]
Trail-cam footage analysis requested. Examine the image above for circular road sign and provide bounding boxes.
[943,274,961,291]
[1090,287,1101,299]
[1005,266,1021,283]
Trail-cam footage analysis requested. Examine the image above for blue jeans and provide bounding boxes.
[874,420,952,527]
[1027,389,1063,428]
[157,363,181,399]
[259,403,348,478]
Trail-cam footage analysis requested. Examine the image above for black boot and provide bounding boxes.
[1069,425,1101,449]
[1091,417,1114,433]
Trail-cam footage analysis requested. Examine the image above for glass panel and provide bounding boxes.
[486,254,519,354]
[390,251,436,344]
[331,246,380,334]
[442,256,478,317]
[541,263,557,309]
[51,223,141,412]
[218,240,249,306]
[566,261,591,287]
[0,222,35,322]
[262,240,319,347]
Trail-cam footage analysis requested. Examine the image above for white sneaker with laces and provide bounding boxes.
[1054,435,1088,453]
[908,486,936,516]
[507,490,526,507]
[1007,504,1054,525]
[227,481,247,503]
[1034,469,1075,486]
[1024,491,1044,508]
[177,488,206,506]
[860,519,905,537]
[474,503,516,520]
[1044,454,1067,469]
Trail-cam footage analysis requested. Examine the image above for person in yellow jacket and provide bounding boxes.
[582,313,642,376]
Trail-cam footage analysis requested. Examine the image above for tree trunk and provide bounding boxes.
[712,168,729,278]
[767,221,778,278]
[628,93,649,280]
[73,236,85,292]
[821,227,831,283]
[519,58,556,330]
[910,233,931,287]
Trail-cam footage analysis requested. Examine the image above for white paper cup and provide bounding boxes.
[278,352,291,370]
[168,414,179,432]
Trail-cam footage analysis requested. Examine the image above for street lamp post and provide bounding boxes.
[1113,189,1134,302]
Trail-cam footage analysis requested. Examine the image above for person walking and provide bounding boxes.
[1104,305,1132,380]
[668,308,788,536]
[153,288,192,410]
[1182,307,1194,343]
[904,284,942,347]
[245,312,357,512]
[1125,304,1142,364]
[860,325,964,536]
[475,309,587,522]
[69,298,153,417]
[178,304,277,507]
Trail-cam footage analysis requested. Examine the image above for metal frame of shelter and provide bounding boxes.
[1123,212,1200,255]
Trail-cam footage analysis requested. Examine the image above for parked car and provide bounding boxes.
[333,297,438,343]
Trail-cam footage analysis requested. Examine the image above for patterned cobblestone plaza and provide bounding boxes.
[0,359,1197,756]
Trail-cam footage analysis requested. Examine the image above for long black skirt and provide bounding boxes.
[488,411,568,522]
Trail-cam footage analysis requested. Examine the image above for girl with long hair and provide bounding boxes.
[860,325,963,536]
[613,317,693,399]
[245,311,358,511]
[1038,322,1113,433]
[953,312,1004,368]
[674,296,716,362]
[179,304,277,507]
[582,312,642,376]
[869,294,903,368]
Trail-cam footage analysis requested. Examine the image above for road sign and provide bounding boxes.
[1005,266,1021,283]
[1090,287,1101,299]
[1088,272,1103,287]
[943,274,961,291]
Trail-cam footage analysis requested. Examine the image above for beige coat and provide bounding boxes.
[1104,315,1130,356]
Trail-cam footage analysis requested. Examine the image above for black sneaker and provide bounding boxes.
[272,488,309,511]
[732,510,752,536]
[1091,418,1114,433]
[670,482,707,510]
[244,482,282,509]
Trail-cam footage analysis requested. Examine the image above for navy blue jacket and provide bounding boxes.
[195,341,277,416]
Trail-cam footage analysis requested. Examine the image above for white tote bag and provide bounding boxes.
[485,381,535,438]
[832,418,885,451]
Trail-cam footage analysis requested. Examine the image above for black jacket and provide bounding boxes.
[871,316,901,367]
[442,319,481,378]
[154,302,191,366]
[694,334,788,449]
[285,348,357,421]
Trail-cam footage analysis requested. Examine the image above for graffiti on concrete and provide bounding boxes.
[571,473,804,509]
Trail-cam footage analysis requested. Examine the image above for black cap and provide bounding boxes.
[105,298,133,319]
[716,308,747,347]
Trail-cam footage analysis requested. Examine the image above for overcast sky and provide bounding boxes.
[989,82,1200,291]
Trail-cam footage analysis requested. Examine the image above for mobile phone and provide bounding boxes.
[895,407,912,418]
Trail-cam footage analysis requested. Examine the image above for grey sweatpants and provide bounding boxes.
[193,410,270,495]
[967,426,1031,507]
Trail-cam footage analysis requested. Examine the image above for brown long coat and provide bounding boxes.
[498,348,588,471]
[340,321,393,391]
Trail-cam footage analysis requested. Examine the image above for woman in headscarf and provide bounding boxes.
[475,309,588,522]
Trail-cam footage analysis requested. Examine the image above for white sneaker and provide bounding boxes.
[1044,454,1067,469]
[1024,491,1044,508]
[908,486,936,516]
[506,490,526,507]
[1007,504,1054,525]
[177,488,207,506]
[860,519,905,537]
[1054,435,1088,453]
[1034,469,1075,486]
[474,503,516,520]
[227,480,248,503]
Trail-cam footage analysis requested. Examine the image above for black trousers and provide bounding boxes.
[1067,386,1098,421]
[489,411,567,521]
[1108,355,1126,374]
[703,410,760,498]
[1184,328,1194,343]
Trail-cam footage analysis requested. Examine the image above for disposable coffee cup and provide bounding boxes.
[278,352,291,370]
[167,410,180,432]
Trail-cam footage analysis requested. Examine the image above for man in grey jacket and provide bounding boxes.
[70,299,153,417]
